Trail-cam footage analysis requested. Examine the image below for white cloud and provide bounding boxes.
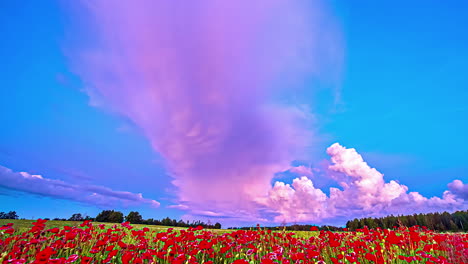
[260,143,466,223]
[264,176,328,222]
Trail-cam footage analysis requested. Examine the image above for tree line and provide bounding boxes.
[346,210,468,232]
[47,210,222,229]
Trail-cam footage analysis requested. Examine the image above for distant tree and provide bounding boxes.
[96,210,113,222]
[448,220,458,231]
[125,211,143,224]
[346,219,359,230]
[10,211,19,219]
[96,210,124,223]
[161,217,172,226]
[408,215,417,226]
[0,211,19,219]
[364,217,378,229]
[453,211,468,231]
[214,222,222,229]
[108,211,124,223]
[358,218,365,229]
[142,218,154,225]
[174,219,183,227]
[69,213,84,221]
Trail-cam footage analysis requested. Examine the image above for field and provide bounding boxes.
[0,219,184,233]
[1,220,467,263]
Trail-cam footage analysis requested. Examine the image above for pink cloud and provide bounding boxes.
[0,165,160,208]
[69,0,343,219]
[288,165,314,176]
[263,176,328,222]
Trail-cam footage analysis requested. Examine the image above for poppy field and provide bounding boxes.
[1,220,467,264]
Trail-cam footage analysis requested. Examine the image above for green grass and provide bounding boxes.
[0,219,239,234]
[0,219,318,238]
[0,219,181,232]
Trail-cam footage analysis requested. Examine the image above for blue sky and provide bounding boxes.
[328,1,468,195]
[1,0,467,226]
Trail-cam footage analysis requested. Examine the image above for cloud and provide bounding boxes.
[260,143,466,223]
[69,0,342,219]
[63,0,466,224]
[325,143,464,217]
[288,165,314,176]
[448,180,468,200]
[264,176,328,222]
[326,143,408,211]
[0,165,160,208]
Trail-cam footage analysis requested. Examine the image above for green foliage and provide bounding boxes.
[346,210,468,232]
[95,210,112,222]
[95,210,124,223]
[108,211,124,223]
[125,211,143,224]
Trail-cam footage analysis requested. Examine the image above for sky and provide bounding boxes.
[1,0,467,227]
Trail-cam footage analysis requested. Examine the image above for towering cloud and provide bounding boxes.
[70,0,342,219]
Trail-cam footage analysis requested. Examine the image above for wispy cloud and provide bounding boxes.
[0,165,160,208]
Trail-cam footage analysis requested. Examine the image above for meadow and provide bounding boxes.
[1,219,467,263]
[0,219,183,233]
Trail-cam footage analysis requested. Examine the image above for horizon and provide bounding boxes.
[1,0,467,228]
